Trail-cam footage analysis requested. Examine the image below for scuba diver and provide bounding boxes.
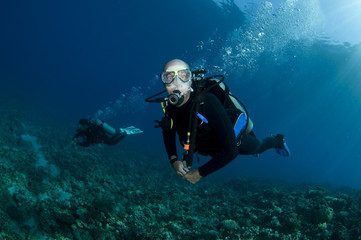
[146,59,290,184]
[72,118,143,147]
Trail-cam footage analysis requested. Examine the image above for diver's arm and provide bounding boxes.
[197,93,238,177]
[162,129,190,175]
[162,129,177,160]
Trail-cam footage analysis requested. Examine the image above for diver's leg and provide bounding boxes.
[238,131,281,155]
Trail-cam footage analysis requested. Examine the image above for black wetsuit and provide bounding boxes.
[163,92,281,177]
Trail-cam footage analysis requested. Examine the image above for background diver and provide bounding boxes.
[72,118,143,147]
[149,59,290,184]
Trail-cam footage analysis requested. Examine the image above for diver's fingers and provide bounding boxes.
[176,171,184,177]
[177,168,188,177]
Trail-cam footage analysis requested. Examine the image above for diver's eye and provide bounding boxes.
[178,70,188,80]
[166,72,175,82]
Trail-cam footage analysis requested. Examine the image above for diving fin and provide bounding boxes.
[120,126,143,135]
[274,134,291,157]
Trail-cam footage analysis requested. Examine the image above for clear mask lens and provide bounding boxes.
[161,69,192,84]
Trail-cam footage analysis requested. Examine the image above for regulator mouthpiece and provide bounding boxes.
[168,92,184,106]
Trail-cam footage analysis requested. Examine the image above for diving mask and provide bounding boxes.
[161,69,192,84]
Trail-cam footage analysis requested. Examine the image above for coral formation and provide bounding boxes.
[1,109,361,239]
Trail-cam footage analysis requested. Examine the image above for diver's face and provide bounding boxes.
[164,64,192,107]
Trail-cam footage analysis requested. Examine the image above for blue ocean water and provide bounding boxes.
[1,0,361,189]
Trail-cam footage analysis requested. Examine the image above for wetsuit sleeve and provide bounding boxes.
[198,93,238,177]
[163,129,177,159]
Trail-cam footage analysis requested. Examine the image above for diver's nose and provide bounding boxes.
[173,76,183,85]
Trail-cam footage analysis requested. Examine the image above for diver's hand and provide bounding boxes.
[184,170,202,184]
[172,160,189,177]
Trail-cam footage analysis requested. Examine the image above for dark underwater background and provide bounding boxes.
[1,0,361,239]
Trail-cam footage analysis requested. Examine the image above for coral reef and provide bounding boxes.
[1,109,361,239]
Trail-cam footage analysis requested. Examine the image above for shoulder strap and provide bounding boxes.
[155,101,173,130]
[183,75,225,168]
